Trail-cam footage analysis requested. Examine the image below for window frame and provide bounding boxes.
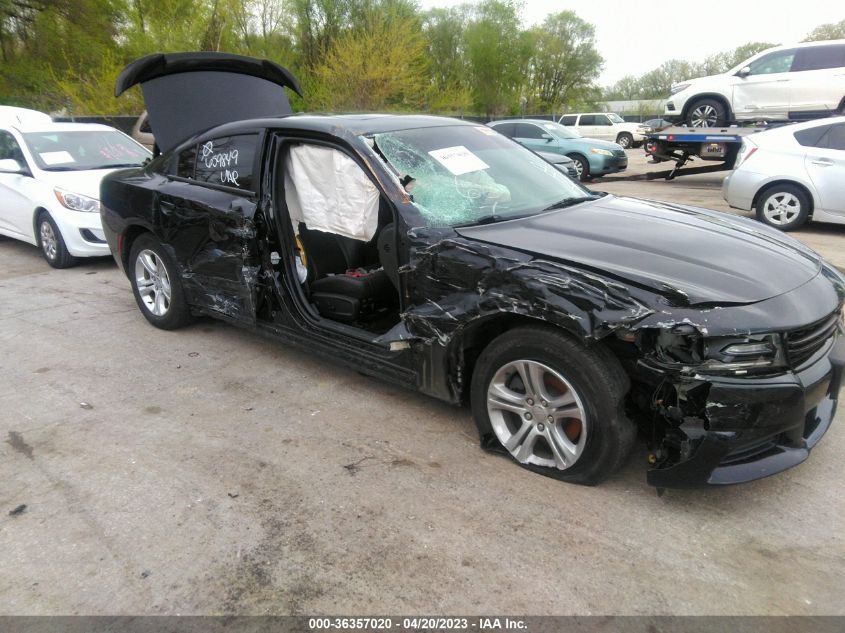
[745,49,797,75]
[513,122,547,140]
[791,44,845,72]
[0,129,28,166]
[167,130,264,197]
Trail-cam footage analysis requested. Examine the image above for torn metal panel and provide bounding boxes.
[397,232,654,347]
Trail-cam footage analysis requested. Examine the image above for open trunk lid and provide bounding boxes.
[116,52,302,153]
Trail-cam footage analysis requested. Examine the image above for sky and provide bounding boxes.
[417,0,845,85]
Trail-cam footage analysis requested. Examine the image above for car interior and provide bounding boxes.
[279,141,401,334]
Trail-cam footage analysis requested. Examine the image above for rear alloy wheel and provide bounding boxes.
[569,154,590,181]
[755,185,810,231]
[685,98,727,127]
[470,326,634,485]
[616,132,633,149]
[37,212,76,269]
[129,234,193,329]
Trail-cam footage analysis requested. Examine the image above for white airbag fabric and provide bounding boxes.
[285,144,380,242]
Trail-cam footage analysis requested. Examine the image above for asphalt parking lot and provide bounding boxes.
[2,151,844,616]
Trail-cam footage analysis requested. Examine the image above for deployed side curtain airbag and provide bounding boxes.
[284,145,380,242]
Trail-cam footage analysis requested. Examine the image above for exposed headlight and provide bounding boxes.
[650,327,785,375]
[590,148,614,156]
[669,83,690,95]
[54,188,100,213]
[703,333,785,373]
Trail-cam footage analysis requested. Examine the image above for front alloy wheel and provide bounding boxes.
[487,360,587,470]
[689,104,718,127]
[685,98,727,128]
[470,326,635,485]
[37,212,76,268]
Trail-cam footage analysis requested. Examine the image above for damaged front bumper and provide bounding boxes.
[645,334,845,488]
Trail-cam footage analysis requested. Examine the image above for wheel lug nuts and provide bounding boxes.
[524,412,533,421]
[526,398,534,406]
[537,423,545,431]
[540,400,548,407]
[547,415,553,422]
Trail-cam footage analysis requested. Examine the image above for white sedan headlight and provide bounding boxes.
[669,83,690,95]
[590,148,614,156]
[54,188,100,213]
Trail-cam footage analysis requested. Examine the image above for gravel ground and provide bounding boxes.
[1,154,844,615]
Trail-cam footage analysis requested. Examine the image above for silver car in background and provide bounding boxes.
[722,116,845,231]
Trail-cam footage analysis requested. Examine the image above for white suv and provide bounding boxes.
[557,112,645,148]
[666,40,845,127]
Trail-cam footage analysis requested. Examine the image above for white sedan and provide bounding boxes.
[722,116,845,231]
[0,107,151,267]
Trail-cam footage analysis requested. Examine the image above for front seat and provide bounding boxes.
[298,224,394,323]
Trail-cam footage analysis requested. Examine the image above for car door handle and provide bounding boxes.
[810,158,834,166]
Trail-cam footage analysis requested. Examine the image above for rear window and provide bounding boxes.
[826,124,845,151]
[560,115,577,126]
[792,45,845,72]
[794,125,833,148]
[174,134,259,192]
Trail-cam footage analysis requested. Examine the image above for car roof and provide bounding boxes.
[489,119,557,125]
[768,39,845,51]
[6,121,117,134]
[0,106,53,129]
[750,116,845,144]
[183,113,479,142]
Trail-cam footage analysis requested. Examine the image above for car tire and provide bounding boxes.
[568,154,590,181]
[616,132,633,149]
[755,184,810,231]
[685,98,728,127]
[128,233,193,329]
[37,211,77,269]
[470,326,635,486]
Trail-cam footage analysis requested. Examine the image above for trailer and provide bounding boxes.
[643,125,769,180]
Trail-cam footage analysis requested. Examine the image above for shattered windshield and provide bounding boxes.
[371,125,588,227]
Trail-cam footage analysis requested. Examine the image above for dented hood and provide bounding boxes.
[116,52,301,153]
[456,195,821,306]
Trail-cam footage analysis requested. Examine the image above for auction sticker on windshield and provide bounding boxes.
[428,145,489,176]
[40,151,75,165]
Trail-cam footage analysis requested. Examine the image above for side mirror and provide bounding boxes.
[541,133,554,142]
[736,66,751,77]
[0,158,25,174]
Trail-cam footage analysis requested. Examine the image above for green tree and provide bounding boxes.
[310,7,427,111]
[804,19,845,41]
[421,5,472,112]
[463,0,530,117]
[526,11,603,111]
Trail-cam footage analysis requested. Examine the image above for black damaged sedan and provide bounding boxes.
[101,53,845,488]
